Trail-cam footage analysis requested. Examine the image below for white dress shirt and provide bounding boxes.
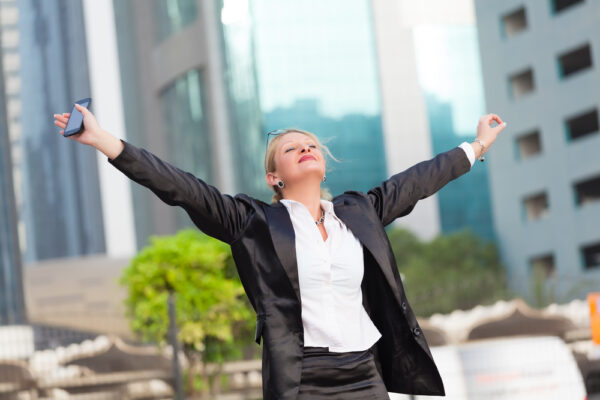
[279,143,475,352]
[280,198,382,352]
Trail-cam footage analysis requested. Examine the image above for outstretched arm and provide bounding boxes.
[107,139,253,243]
[54,104,253,244]
[367,146,471,226]
[367,114,506,226]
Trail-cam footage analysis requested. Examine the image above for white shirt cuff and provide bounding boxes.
[458,141,475,167]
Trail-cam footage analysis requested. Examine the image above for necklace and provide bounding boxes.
[315,208,325,226]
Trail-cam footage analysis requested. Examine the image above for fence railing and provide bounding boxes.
[0,325,263,400]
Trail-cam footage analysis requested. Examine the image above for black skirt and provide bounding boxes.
[298,345,390,399]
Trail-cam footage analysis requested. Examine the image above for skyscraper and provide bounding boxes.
[17,0,106,263]
[112,0,266,246]
[474,0,600,300]
[371,0,495,241]
[0,50,25,325]
[251,0,388,198]
[0,0,25,325]
[413,25,495,241]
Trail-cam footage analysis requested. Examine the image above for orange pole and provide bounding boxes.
[589,293,600,345]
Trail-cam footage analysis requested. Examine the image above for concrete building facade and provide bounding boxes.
[474,0,600,299]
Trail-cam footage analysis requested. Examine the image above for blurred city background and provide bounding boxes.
[0,0,599,398]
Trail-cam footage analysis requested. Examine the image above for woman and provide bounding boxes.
[54,104,505,399]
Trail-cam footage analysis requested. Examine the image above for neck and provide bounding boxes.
[282,182,322,221]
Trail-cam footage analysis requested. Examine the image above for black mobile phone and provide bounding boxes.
[64,98,92,137]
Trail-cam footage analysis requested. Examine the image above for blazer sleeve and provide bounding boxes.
[366,146,472,226]
[107,139,254,244]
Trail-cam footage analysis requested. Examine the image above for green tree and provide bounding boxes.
[120,228,254,397]
[387,227,509,317]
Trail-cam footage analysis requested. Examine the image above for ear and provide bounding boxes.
[265,172,278,186]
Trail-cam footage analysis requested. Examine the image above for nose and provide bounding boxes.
[300,144,311,153]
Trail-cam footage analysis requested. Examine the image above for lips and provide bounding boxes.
[299,155,316,163]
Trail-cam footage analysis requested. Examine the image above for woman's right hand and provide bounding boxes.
[53,103,103,147]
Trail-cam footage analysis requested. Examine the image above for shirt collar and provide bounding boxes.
[280,198,338,220]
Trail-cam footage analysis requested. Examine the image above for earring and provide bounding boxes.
[322,174,327,183]
[277,180,285,189]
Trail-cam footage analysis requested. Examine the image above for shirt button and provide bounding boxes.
[413,327,422,337]
[401,301,407,311]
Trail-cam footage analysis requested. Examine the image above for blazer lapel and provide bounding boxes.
[264,203,302,305]
[333,199,403,308]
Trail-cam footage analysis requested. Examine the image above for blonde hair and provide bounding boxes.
[264,128,339,203]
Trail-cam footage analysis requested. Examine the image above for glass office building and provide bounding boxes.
[159,69,215,229]
[152,0,198,42]
[0,71,25,324]
[0,0,25,324]
[250,0,388,197]
[413,25,496,241]
[217,0,268,200]
[115,0,385,211]
[113,0,266,244]
[16,0,106,263]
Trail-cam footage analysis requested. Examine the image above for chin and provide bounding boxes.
[293,168,322,180]
[298,166,323,175]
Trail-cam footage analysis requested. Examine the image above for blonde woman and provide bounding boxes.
[54,104,505,399]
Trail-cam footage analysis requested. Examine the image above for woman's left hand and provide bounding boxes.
[475,114,506,155]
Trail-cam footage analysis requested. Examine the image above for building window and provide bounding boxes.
[558,43,593,78]
[160,69,213,229]
[565,108,599,141]
[530,253,556,279]
[509,68,535,99]
[501,7,528,38]
[159,69,213,227]
[523,192,549,221]
[573,174,600,206]
[582,241,600,270]
[516,130,542,160]
[550,0,585,15]
[153,0,198,42]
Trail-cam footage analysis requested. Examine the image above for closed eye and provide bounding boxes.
[284,143,318,152]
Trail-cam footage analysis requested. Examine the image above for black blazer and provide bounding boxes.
[107,139,472,399]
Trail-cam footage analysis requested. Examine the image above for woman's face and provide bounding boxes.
[267,132,326,187]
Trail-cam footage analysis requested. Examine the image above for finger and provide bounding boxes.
[492,115,503,125]
[54,115,69,124]
[63,113,70,118]
[54,120,66,129]
[488,114,503,125]
[60,129,64,135]
[75,103,88,114]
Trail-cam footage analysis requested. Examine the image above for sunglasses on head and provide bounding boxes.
[265,129,289,151]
